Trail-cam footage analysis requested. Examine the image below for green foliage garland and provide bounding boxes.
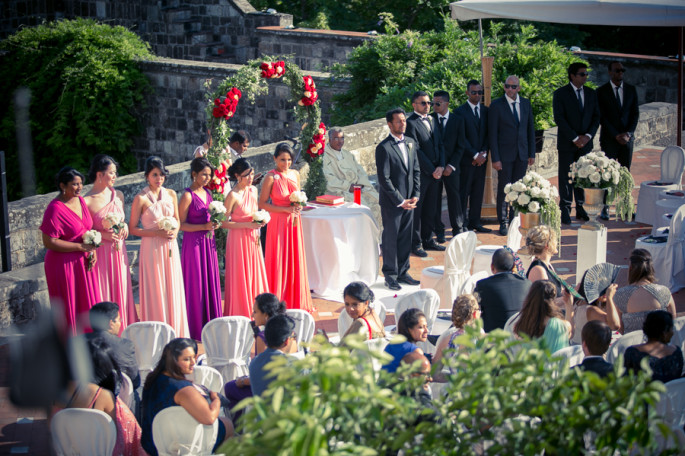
[607,166,635,221]
[0,18,153,200]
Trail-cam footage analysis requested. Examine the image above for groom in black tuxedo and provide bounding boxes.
[375,108,421,291]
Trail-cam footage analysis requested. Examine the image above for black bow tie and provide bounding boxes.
[396,139,405,144]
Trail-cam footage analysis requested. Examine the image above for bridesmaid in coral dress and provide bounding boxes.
[258,143,313,312]
[84,155,138,334]
[222,158,269,317]
[179,157,223,340]
[129,157,189,338]
[40,167,101,335]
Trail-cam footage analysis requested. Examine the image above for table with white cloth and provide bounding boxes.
[300,202,380,301]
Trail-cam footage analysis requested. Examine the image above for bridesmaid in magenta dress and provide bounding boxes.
[258,143,313,312]
[129,157,189,338]
[40,167,101,335]
[222,158,269,317]
[179,157,223,340]
[84,155,138,334]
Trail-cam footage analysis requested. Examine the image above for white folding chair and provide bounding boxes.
[51,408,117,456]
[286,309,316,358]
[420,231,477,309]
[462,270,489,295]
[360,337,390,373]
[201,316,254,383]
[671,316,685,363]
[472,217,523,277]
[606,330,644,364]
[503,312,520,334]
[122,321,177,386]
[635,204,685,292]
[393,289,440,355]
[636,145,685,225]
[152,406,218,456]
[119,372,134,411]
[187,365,225,394]
[656,378,685,429]
[552,345,585,369]
[507,215,523,251]
[338,302,387,338]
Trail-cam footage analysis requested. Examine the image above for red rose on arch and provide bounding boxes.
[300,75,319,106]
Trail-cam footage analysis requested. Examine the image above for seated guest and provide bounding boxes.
[341,282,386,341]
[624,310,683,383]
[141,338,232,456]
[322,127,381,226]
[569,264,620,344]
[575,320,614,378]
[525,226,564,300]
[249,314,296,397]
[514,281,572,353]
[474,248,532,332]
[397,351,438,425]
[432,294,482,382]
[382,308,429,373]
[605,249,677,334]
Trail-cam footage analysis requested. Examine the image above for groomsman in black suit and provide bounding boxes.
[456,80,491,233]
[553,62,600,225]
[488,75,536,236]
[375,108,421,291]
[405,91,446,256]
[598,61,639,219]
[432,90,467,237]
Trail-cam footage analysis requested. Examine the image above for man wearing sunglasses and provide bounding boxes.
[553,62,600,225]
[597,62,639,220]
[488,75,536,236]
[406,91,446,256]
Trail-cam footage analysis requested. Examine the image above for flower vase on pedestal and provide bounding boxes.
[518,211,541,238]
[581,188,607,231]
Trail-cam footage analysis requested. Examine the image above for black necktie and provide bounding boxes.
[615,86,622,110]
[474,106,479,119]
[512,102,519,126]
[577,88,584,111]
[439,116,446,133]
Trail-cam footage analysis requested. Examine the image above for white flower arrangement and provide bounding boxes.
[504,172,561,240]
[253,209,271,224]
[158,216,179,231]
[102,213,126,250]
[82,229,102,248]
[207,201,227,238]
[289,190,308,206]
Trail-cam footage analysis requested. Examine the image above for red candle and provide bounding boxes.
[353,186,362,205]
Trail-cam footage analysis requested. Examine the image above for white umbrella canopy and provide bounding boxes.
[450,0,685,26]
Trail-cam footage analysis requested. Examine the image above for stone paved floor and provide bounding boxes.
[1,145,683,454]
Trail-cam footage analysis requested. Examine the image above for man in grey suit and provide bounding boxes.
[488,75,536,236]
[376,108,421,291]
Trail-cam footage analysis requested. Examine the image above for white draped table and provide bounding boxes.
[300,202,380,301]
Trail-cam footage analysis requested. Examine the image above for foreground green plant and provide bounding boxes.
[0,18,153,200]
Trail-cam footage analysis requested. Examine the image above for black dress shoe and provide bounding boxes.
[397,274,420,285]
[423,239,446,251]
[412,247,428,258]
[385,277,402,290]
[499,222,509,236]
[561,213,572,225]
[435,234,446,244]
[469,224,492,233]
[600,206,610,221]
[576,206,590,221]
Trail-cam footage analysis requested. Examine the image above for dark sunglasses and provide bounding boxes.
[504,84,518,89]
[613,68,626,73]
[418,101,433,106]
[575,72,589,77]
[433,101,447,107]
[470,90,485,95]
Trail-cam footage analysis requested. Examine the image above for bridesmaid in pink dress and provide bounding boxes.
[258,143,313,312]
[129,157,189,338]
[84,155,138,334]
[40,167,101,335]
[222,158,269,317]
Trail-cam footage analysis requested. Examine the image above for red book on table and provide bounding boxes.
[315,195,344,205]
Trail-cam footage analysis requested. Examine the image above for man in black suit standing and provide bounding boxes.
[456,80,492,233]
[431,90,467,237]
[488,75,536,236]
[405,91,446,257]
[553,62,601,225]
[376,108,421,291]
[575,320,614,378]
[597,61,639,219]
[473,248,531,332]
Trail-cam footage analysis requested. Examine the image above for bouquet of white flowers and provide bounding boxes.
[570,151,634,221]
[82,229,102,271]
[207,201,227,238]
[102,213,126,250]
[158,216,179,257]
[289,191,308,206]
[252,209,271,224]
[504,172,561,241]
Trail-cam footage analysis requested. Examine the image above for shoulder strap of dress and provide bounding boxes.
[359,317,373,340]
[65,384,82,408]
[87,387,102,409]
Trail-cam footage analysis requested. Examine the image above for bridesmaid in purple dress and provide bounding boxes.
[179,157,223,340]
[40,167,101,335]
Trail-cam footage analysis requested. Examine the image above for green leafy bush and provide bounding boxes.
[220,329,671,455]
[330,20,583,131]
[0,18,153,200]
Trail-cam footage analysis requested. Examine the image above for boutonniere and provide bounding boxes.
[408,142,413,151]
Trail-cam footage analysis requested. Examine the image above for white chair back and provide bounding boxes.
[661,145,685,187]
[462,270,489,295]
[507,215,522,251]
[395,289,441,356]
[667,204,685,291]
[201,316,254,383]
[672,316,685,357]
[338,302,387,338]
[656,378,685,429]
[503,311,520,334]
[286,309,316,357]
[552,345,585,368]
[119,372,134,411]
[361,337,390,373]
[606,330,644,364]
[152,406,218,456]
[187,365,225,394]
[122,321,177,385]
[436,231,478,308]
[51,408,117,456]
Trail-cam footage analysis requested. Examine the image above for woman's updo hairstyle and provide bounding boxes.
[343,282,375,304]
[87,155,118,184]
[55,167,85,192]
[525,225,556,256]
[628,248,656,284]
[274,142,294,159]
[451,294,479,329]
[228,158,252,182]
[254,292,286,318]
[144,156,169,178]
[190,157,214,177]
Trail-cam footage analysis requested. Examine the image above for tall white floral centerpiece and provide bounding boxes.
[504,172,561,241]
[569,151,635,230]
